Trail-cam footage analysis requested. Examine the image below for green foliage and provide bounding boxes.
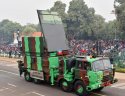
[115,0,125,4]
[0,20,39,44]
[67,0,90,39]
[22,24,37,36]
[50,1,66,19]
[50,0,115,40]
[0,0,121,44]
[92,15,106,39]
[50,1,68,31]
[0,19,22,44]
[114,0,125,39]
[116,68,125,73]
[105,20,117,39]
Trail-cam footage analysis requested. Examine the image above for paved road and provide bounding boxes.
[0,61,125,96]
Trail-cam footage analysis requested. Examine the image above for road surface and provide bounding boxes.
[0,60,125,96]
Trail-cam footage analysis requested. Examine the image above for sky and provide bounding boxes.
[0,0,115,25]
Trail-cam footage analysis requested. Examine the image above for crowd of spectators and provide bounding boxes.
[0,39,125,58]
[68,39,125,56]
[0,44,20,58]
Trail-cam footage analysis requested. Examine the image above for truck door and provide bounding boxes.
[74,61,89,85]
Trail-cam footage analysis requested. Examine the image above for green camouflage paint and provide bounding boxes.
[37,57,42,71]
[87,71,103,90]
[22,37,45,71]
[35,37,42,71]
[49,56,59,85]
[26,56,31,72]
[77,86,83,94]
[49,57,59,68]
[64,72,73,81]
[24,37,30,53]
[35,37,41,54]
[63,81,68,86]
[24,37,31,72]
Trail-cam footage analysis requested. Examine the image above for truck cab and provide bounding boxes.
[66,56,117,96]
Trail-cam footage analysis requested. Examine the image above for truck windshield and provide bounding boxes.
[92,59,112,71]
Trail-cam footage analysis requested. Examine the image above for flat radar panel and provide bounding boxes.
[37,10,69,52]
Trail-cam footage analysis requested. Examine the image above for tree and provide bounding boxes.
[67,0,97,40]
[50,1,67,21]
[0,19,22,44]
[92,15,106,39]
[0,19,39,44]
[114,0,125,39]
[49,0,111,40]
[22,24,37,36]
[43,0,120,40]
[105,20,117,39]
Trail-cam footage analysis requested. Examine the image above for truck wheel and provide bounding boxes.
[74,80,88,96]
[93,87,104,92]
[24,72,32,82]
[60,80,72,92]
[33,78,41,84]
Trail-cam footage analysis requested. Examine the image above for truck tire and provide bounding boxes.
[93,87,104,92]
[24,72,32,82]
[74,80,88,96]
[60,80,72,92]
[33,78,41,84]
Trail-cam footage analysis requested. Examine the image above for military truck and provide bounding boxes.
[18,10,117,96]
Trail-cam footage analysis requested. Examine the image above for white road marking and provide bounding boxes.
[111,83,125,90]
[8,83,17,87]
[92,92,106,96]
[0,69,19,76]
[21,92,45,96]
[32,92,45,96]
[0,87,9,92]
[6,64,17,67]
[111,83,125,87]
[0,63,17,69]
[21,92,32,96]
[118,86,125,89]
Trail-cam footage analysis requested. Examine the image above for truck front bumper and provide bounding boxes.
[102,78,118,87]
